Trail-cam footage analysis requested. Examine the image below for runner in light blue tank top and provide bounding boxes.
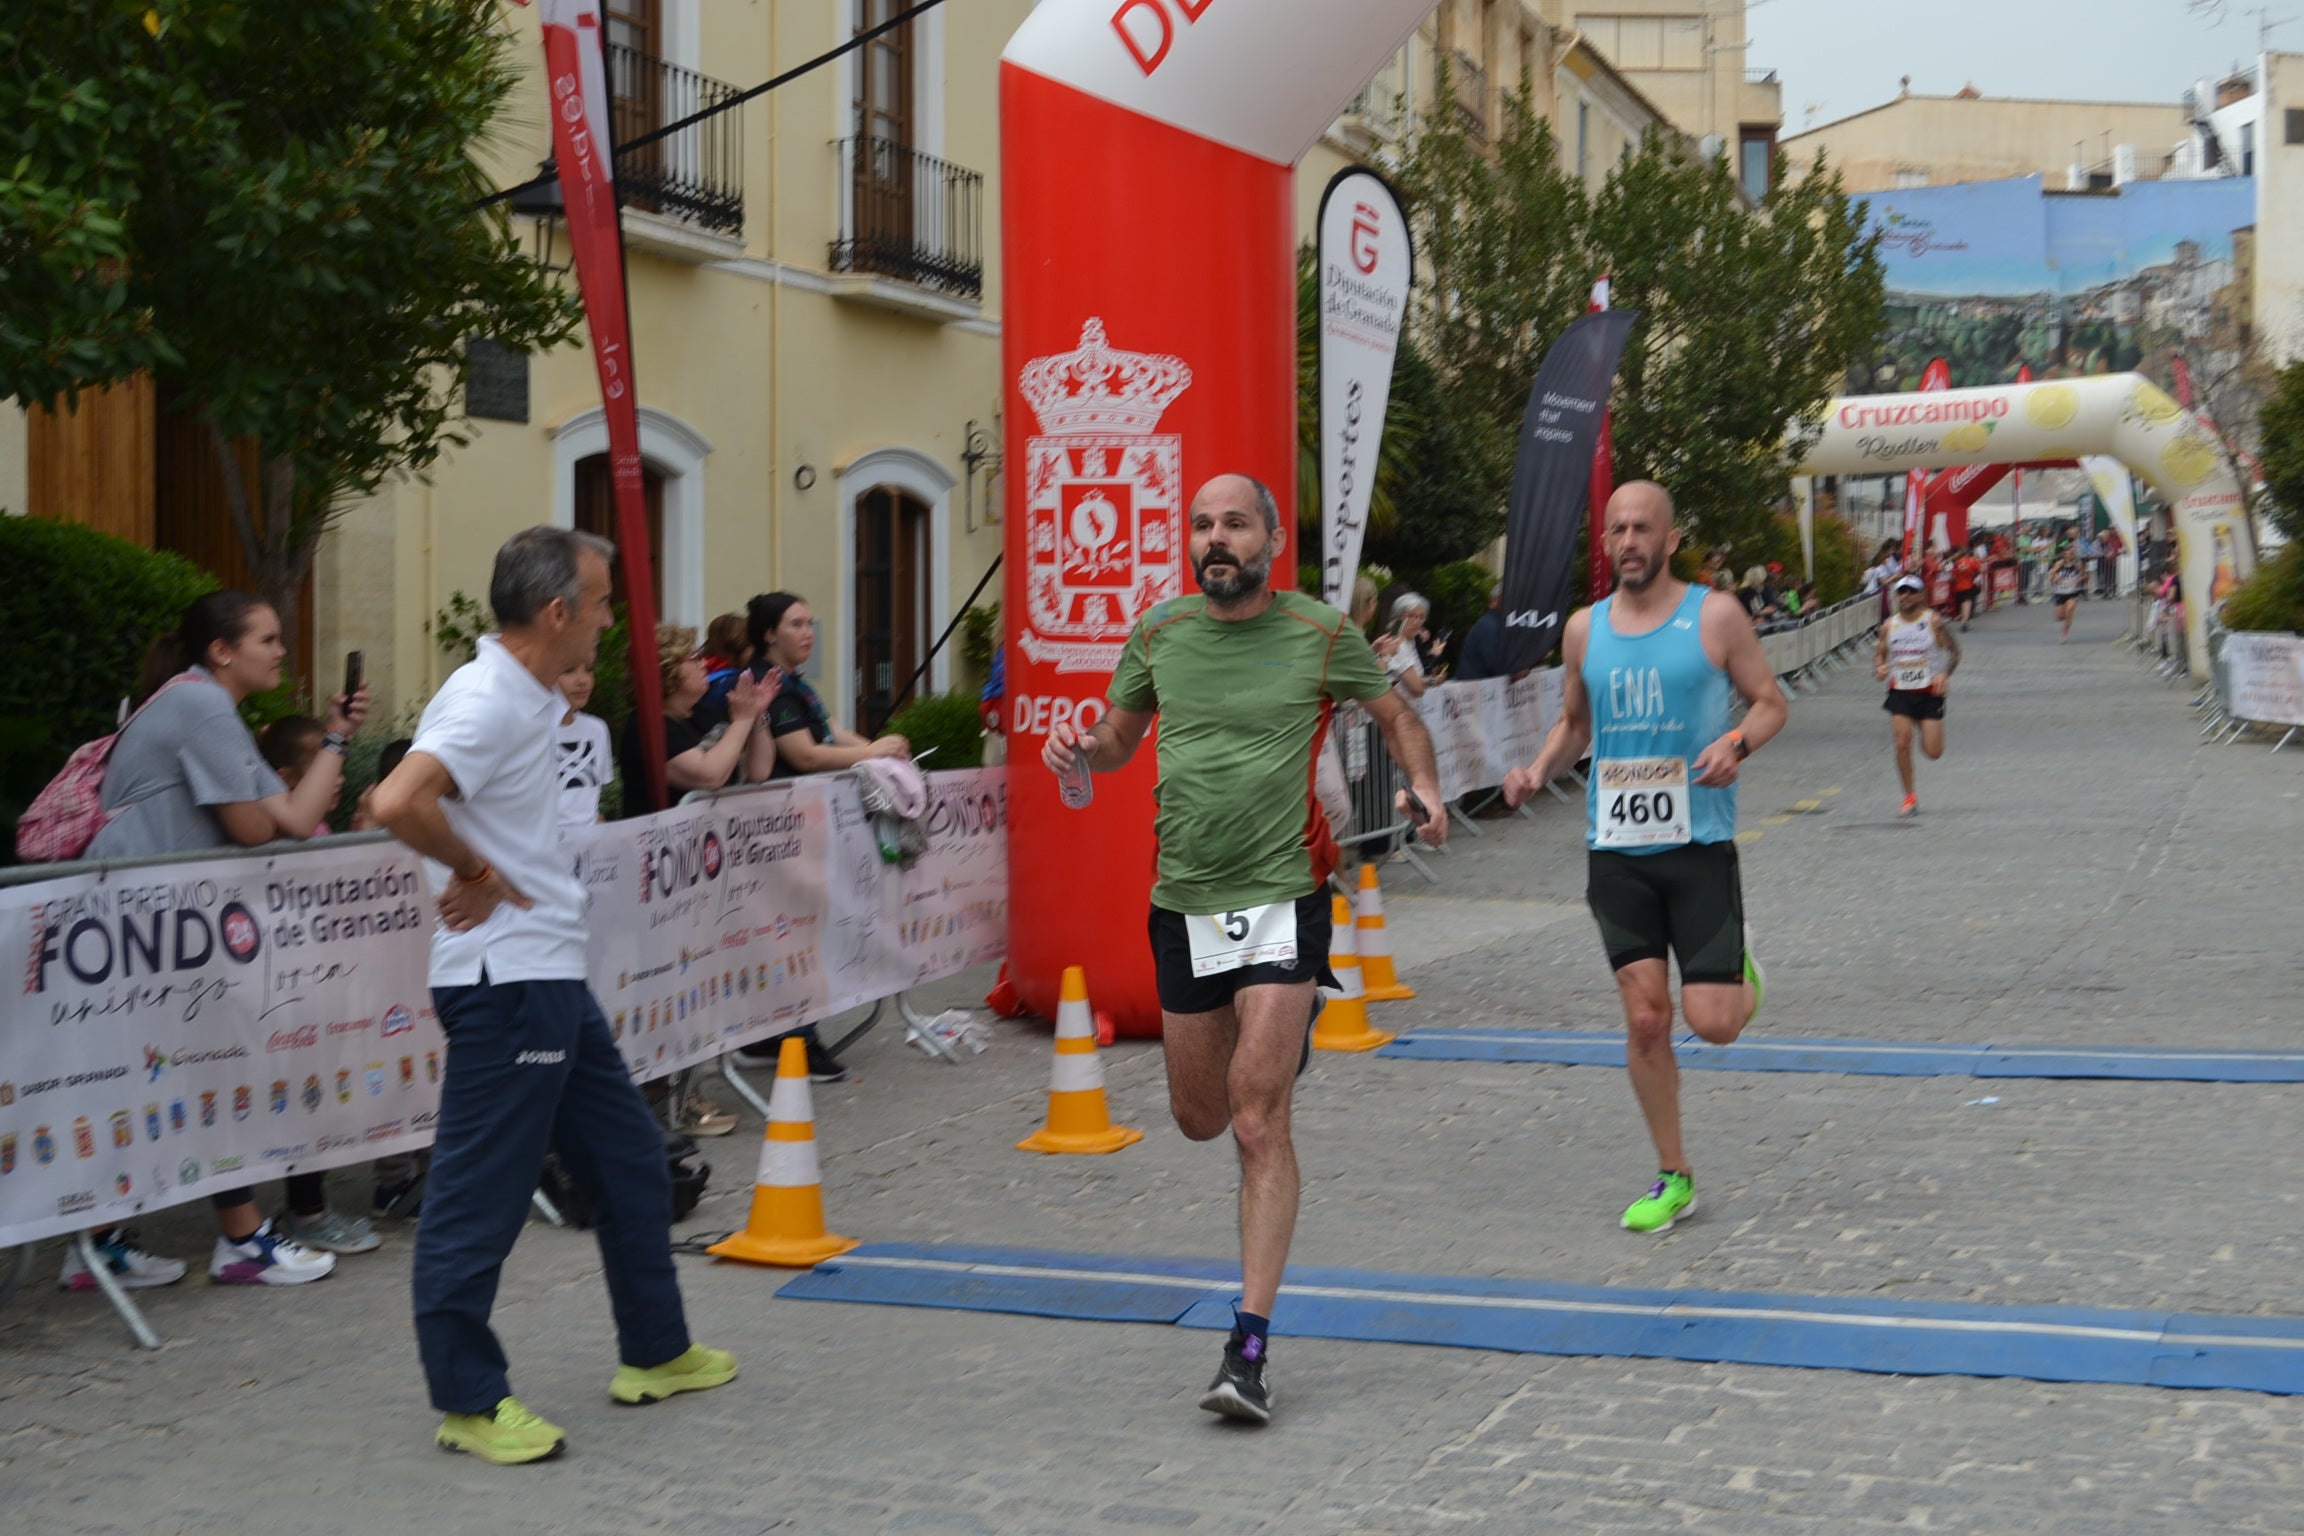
[1500,480,1790,1239]
[1582,583,1737,851]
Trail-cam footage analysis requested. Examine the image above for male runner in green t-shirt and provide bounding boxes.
[1042,472,1445,1424]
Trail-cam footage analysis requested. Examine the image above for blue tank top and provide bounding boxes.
[1582,584,1736,852]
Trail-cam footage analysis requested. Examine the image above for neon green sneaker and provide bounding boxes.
[435,1396,566,1464]
[1621,1171,1696,1233]
[611,1343,738,1405]
[1743,932,1765,1025]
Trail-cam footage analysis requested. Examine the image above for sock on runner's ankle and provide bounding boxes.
[1235,1309,1271,1352]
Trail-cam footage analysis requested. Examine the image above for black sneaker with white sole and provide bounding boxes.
[1197,1332,1272,1424]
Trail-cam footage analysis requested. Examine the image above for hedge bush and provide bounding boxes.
[2223,539,2304,635]
[883,691,985,769]
[0,517,219,854]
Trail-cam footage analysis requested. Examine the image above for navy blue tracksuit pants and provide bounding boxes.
[412,974,690,1413]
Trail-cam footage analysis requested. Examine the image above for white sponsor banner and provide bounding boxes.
[0,840,441,1249]
[2224,632,2304,727]
[0,771,1008,1248]
[1318,167,1412,610]
[1391,672,1563,801]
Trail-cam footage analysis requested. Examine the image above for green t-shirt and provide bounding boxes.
[1107,589,1393,913]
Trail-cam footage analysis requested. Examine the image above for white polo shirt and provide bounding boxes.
[410,635,589,985]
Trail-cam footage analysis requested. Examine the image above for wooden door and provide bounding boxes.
[852,0,914,267]
[574,452,666,615]
[854,485,929,729]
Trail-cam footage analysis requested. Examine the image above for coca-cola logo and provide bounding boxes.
[268,1025,320,1052]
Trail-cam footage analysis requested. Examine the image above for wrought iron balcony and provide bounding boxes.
[831,137,985,304]
[607,43,743,238]
[1452,50,1489,143]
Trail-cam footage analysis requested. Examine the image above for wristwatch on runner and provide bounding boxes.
[1727,730,1749,761]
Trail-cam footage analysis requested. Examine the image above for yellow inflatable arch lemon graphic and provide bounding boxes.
[2130,381,2185,428]
[2023,384,2080,432]
[2159,432,2219,490]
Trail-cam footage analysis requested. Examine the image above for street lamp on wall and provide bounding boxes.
[506,162,571,279]
[963,414,1003,533]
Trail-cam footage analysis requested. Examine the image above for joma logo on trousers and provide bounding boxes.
[514,1050,567,1066]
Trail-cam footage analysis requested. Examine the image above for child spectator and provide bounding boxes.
[553,662,613,830]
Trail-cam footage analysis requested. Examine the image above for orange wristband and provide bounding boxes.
[454,863,492,887]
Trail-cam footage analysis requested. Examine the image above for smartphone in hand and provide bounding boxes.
[343,650,364,703]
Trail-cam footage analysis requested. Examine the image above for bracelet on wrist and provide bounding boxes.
[454,863,492,887]
[322,731,349,757]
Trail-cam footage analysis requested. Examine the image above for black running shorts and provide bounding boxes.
[1585,841,1746,986]
[1147,889,1336,1016]
[1883,689,1945,722]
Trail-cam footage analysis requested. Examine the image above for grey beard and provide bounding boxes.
[1197,552,1270,603]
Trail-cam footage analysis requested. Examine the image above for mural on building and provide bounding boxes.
[1854,174,2256,390]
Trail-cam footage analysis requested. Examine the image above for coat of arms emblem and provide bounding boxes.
[1017,318,1193,673]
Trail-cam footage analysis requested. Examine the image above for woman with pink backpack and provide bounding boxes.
[55,590,371,1295]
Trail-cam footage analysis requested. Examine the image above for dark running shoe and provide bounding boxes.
[803,1034,849,1084]
[1198,1331,1273,1424]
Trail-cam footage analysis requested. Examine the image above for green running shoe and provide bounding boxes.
[1743,932,1765,1024]
[1621,1171,1696,1233]
[611,1344,738,1405]
[436,1396,566,1464]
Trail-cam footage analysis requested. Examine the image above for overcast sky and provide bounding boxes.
[1751,0,2292,134]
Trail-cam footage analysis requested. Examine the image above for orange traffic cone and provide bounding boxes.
[1356,862,1416,1002]
[1314,894,1394,1052]
[1017,966,1142,1154]
[708,1037,859,1267]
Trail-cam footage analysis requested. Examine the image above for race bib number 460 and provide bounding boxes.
[1186,901,1299,978]
[1595,756,1692,849]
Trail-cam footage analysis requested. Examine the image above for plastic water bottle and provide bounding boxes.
[1056,743,1093,810]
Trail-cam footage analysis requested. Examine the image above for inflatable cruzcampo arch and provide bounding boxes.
[1797,374,2256,681]
[997,2,1430,1035]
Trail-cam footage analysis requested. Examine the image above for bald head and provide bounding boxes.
[1190,473,1279,534]
[1607,480,1675,526]
[1601,480,1681,594]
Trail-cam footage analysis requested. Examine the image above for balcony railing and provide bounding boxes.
[607,43,743,238]
[1745,67,1780,86]
[1452,50,1489,143]
[831,136,985,304]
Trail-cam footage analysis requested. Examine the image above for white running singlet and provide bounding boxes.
[1884,612,1939,692]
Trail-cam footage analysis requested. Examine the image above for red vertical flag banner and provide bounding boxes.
[540,0,666,814]
[1586,276,1615,601]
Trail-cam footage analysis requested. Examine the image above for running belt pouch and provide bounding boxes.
[538,1130,708,1228]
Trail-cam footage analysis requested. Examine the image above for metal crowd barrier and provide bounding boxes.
[1758,595,1878,697]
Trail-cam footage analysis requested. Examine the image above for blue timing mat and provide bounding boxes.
[1375,1029,2304,1082]
[775,1243,2304,1396]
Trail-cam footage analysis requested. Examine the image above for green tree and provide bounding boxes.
[1588,138,1885,559]
[1384,88,1886,569]
[0,0,581,656]
[2251,359,2304,543]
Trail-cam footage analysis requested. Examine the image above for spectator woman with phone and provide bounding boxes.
[62,591,370,1292]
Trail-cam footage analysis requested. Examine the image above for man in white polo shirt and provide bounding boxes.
[375,527,734,1465]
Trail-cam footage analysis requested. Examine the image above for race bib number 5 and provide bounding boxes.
[1186,901,1299,978]
[1595,756,1692,849]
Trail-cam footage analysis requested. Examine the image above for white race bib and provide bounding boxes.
[1892,660,1933,691]
[1186,901,1299,978]
[1595,756,1692,849]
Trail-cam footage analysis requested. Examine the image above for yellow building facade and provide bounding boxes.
[2,1,1745,725]
[1782,90,2191,194]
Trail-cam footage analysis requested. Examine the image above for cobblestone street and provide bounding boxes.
[5,595,2300,1534]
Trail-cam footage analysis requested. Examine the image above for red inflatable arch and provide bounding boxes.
[997,2,1428,1034]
